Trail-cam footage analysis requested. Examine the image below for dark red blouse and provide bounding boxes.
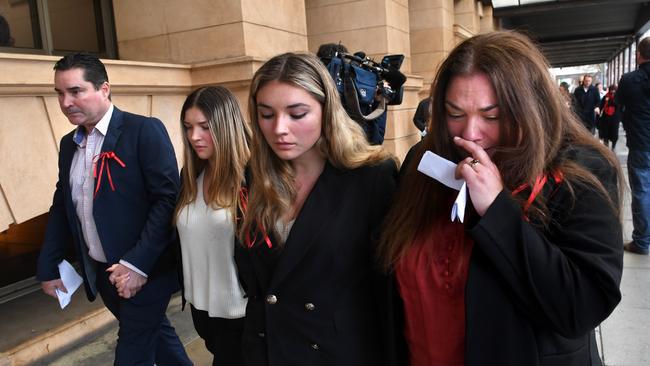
[396,220,474,366]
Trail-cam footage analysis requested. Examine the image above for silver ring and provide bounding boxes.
[469,159,480,168]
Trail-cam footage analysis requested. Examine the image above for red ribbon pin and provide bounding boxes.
[93,151,126,199]
[512,170,563,220]
[239,187,273,249]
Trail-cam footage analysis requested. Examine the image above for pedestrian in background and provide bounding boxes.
[559,81,575,111]
[413,97,430,138]
[596,82,607,99]
[574,73,602,134]
[597,84,622,150]
[616,36,650,256]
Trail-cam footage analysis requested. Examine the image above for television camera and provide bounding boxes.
[325,49,407,122]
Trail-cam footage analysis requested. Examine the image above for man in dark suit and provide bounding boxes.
[617,37,650,256]
[37,53,192,365]
[573,74,601,134]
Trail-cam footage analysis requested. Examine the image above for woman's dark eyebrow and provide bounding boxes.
[257,103,309,109]
[445,101,461,110]
[479,104,498,112]
[287,103,310,109]
[445,100,498,112]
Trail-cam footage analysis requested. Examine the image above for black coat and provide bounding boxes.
[235,159,398,366]
[412,98,430,132]
[616,62,650,151]
[574,86,601,129]
[391,144,623,366]
[597,92,622,141]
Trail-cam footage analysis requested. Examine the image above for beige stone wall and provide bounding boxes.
[410,0,455,98]
[0,0,497,230]
[0,53,193,232]
[409,0,492,96]
[113,0,246,63]
[306,0,411,70]
[0,96,59,231]
[241,0,309,58]
[480,3,497,33]
[454,0,480,35]
[114,0,308,64]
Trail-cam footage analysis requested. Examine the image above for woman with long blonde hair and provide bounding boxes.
[174,86,250,365]
[235,52,397,366]
[379,31,623,366]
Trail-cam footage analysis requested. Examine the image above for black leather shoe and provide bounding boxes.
[624,241,650,255]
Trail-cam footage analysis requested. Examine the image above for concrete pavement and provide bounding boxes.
[597,130,650,366]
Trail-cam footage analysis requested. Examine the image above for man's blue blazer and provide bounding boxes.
[37,107,180,301]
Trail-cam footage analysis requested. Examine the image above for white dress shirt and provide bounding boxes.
[70,104,114,263]
[69,104,146,277]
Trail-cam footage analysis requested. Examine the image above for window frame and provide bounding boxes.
[0,0,117,59]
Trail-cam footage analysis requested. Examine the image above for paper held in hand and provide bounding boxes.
[417,150,468,222]
[56,259,83,309]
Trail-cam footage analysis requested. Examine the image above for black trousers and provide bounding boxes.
[190,304,245,366]
[96,263,191,366]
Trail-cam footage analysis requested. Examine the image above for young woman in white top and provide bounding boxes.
[174,86,251,365]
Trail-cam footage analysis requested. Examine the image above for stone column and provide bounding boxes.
[409,0,455,97]
[112,0,309,117]
[113,0,307,64]
[306,0,410,68]
[454,0,480,39]
[479,2,496,33]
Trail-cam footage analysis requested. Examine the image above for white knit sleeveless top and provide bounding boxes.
[176,171,247,318]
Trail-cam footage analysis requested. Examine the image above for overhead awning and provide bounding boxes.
[490,0,650,67]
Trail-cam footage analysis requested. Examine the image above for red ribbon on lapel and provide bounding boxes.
[512,170,563,220]
[239,187,273,249]
[93,151,126,199]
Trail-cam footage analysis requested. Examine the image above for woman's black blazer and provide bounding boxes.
[235,159,398,366]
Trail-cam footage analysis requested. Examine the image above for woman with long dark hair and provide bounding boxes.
[379,31,623,366]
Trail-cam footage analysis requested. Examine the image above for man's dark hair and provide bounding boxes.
[54,52,109,90]
[316,43,348,64]
[639,37,650,61]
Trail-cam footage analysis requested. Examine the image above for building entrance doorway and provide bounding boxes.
[0,213,74,303]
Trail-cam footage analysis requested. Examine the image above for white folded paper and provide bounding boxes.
[417,150,468,222]
[55,260,83,309]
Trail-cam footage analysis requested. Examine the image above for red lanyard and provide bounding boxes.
[93,151,126,199]
[239,187,273,249]
[511,170,563,218]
